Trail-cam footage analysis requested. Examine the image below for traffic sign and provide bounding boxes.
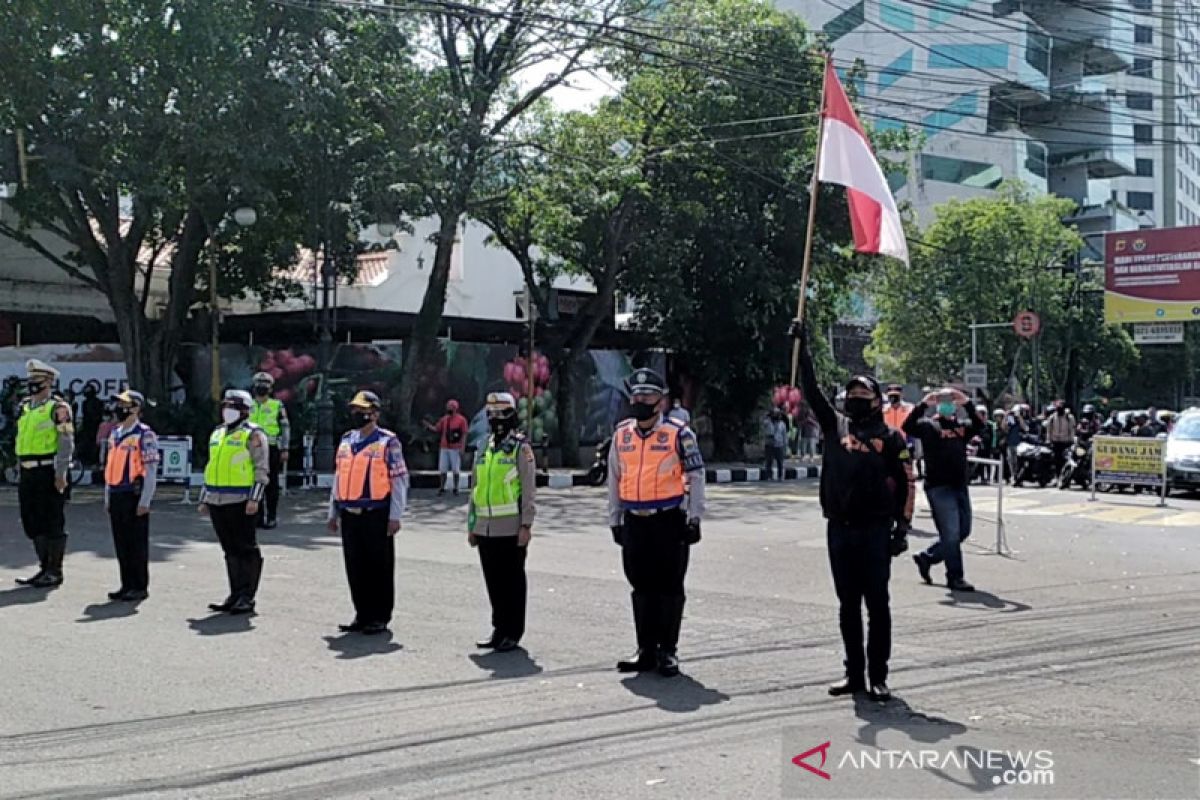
[963,362,988,389]
[1013,311,1041,339]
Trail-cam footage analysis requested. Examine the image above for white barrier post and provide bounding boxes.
[968,456,1008,555]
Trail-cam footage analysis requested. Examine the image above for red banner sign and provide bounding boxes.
[1104,226,1200,323]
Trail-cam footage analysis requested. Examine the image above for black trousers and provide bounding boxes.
[341,507,395,625]
[476,534,528,642]
[19,465,67,575]
[108,491,149,591]
[621,508,690,655]
[260,446,282,524]
[827,519,892,684]
[209,502,263,602]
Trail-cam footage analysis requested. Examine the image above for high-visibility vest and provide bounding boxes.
[204,425,257,493]
[16,401,59,457]
[334,429,393,509]
[250,399,283,442]
[615,418,686,511]
[472,437,524,518]
[883,402,912,432]
[105,423,150,489]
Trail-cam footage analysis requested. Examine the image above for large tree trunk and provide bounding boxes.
[554,350,581,467]
[397,210,462,428]
[709,401,746,462]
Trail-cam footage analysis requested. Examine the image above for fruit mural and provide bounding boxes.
[503,352,556,443]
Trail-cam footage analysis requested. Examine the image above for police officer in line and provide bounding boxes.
[793,323,911,701]
[102,390,158,602]
[198,390,270,615]
[607,368,706,678]
[328,391,409,636]
[468,392,537,652]
[249,372,290,530]
[14,360,75,588]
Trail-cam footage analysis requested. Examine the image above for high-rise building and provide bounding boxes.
[776,0,1198,254]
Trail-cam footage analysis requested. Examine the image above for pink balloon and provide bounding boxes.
[788,387,801,404]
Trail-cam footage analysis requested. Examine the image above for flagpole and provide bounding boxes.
[789,55,830,388]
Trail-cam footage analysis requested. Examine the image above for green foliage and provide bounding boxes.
[867,183,1137,403]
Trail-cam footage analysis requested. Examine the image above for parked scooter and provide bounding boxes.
[1014,435,1056,487]
[586,435,613,486]
[1058,435,1093,490]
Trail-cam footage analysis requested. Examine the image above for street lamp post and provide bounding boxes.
[314,247,336,472]
[209,206,257,401]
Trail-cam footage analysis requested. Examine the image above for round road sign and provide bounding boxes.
[1013,311,1041,339]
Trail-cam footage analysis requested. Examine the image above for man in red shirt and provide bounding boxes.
[426,399,469,495]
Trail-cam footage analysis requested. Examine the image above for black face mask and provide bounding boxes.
[26,381,47,397]
[350,411,372,429]
[117,405,136,421]
[253,385,270,397]
[629,402,658,422]
[888,395,901,405]
[844,397,876,421]
[489,416,516,435]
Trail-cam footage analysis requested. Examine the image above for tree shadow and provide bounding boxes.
[854,694,968,749]
[619,672,731,713]
[939,588,1032,613]
[0,585,57,609]
[467,647,543,679]
[322,632,403,660]
[186,613,255,636]
[77,599,141,623]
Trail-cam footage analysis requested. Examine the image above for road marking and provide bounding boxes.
[1077,506,1172,524]
[1158,511,1200,528]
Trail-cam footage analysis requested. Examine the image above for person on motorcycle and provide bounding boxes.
[1076,404,1100,439]
[1046,401,1076,476]
[1003,405,1029,483]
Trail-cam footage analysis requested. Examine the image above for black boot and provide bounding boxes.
[616,650,658,672]
[16,537,48,585]
[656,595,686,677]
[617,592,657,671]
[32,538,66,588]
[209,556,239,611]
[828,675,867,696]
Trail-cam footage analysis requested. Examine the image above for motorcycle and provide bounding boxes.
[1058,436,1092,490]
[586,435,613,487]
[1014,435,1055,487]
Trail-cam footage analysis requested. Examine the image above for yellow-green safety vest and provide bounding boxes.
[204,425,256,492]
[16,401,58,457]
[472,439,522,518]
[249,399,283,441]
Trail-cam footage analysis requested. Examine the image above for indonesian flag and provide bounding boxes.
[817,61,909,265]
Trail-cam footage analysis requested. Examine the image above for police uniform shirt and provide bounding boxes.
[198,423,270,506]
[19,395,75,478]
[326,428,409,522]
[606,417,706,527]
[104,421,159,508]
[251,399,291,450]
[468,432,537,538]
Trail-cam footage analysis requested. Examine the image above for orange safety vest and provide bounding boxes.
[883,402,912,432]
[615,418,686,511]
[105,424,148,490]
[334,429,393,509]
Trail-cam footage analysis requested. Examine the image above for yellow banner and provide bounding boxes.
[1104,291,1200,323]
[1093,436,1165,487]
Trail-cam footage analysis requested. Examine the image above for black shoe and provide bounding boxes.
[657,650,680,678]
[16,570,46,586]
[339,620,366,633]
[261,519,277,530]
[227,597,256,615]
[948,578,976,592]
[360,621,389,635]
[108,588,128,601]
[208,596,235,612]
[122,589,149,602]
[30,572,62,588]
[437,488,446,496]
[869,682,892,701]
[475,633,500,649]
[493,637,520,652]
[828,676,867,696]
[616,649,657,673]
[913,553,932,585]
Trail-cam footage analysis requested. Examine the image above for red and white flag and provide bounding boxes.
[817,61,909,265]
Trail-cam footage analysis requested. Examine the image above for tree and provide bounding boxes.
[0,1,410,402]
[867,183,1137,404]
[387,0,646,427]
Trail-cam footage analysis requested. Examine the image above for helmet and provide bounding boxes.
[885,383,903,395]
[222,389,253,410]
[993,408,1005,418]
[845,374,882,399]
[485,391,518,421]
[252,371,275,386]
[115,389,146,408]
[624,368,667,397]
[349,390,382,411]
[1082,404,1096,415]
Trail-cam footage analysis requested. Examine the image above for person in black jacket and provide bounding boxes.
[905,388,984,592]
[793,323,910,702]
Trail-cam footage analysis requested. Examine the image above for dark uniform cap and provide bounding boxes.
[845,374,882,399]
[115,389,146,407]
[349,390,382,410]
[625,368,667,397]
[885,383,903,394]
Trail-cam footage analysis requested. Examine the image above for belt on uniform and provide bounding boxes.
[627,507,681,517]
[19,459,56,469]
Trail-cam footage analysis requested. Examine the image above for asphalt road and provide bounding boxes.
[0,481,1197,800]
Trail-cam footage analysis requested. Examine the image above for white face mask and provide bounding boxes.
[221,408,242,425]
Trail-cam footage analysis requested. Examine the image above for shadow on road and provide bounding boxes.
[77,599,141,623]
[854,694,967,748]
[620,673,731,713]
[939,589,1032,613]
[0,585,56,609]
[468,648,543,679]
[323,632,403,660]
[187,613,255,636]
